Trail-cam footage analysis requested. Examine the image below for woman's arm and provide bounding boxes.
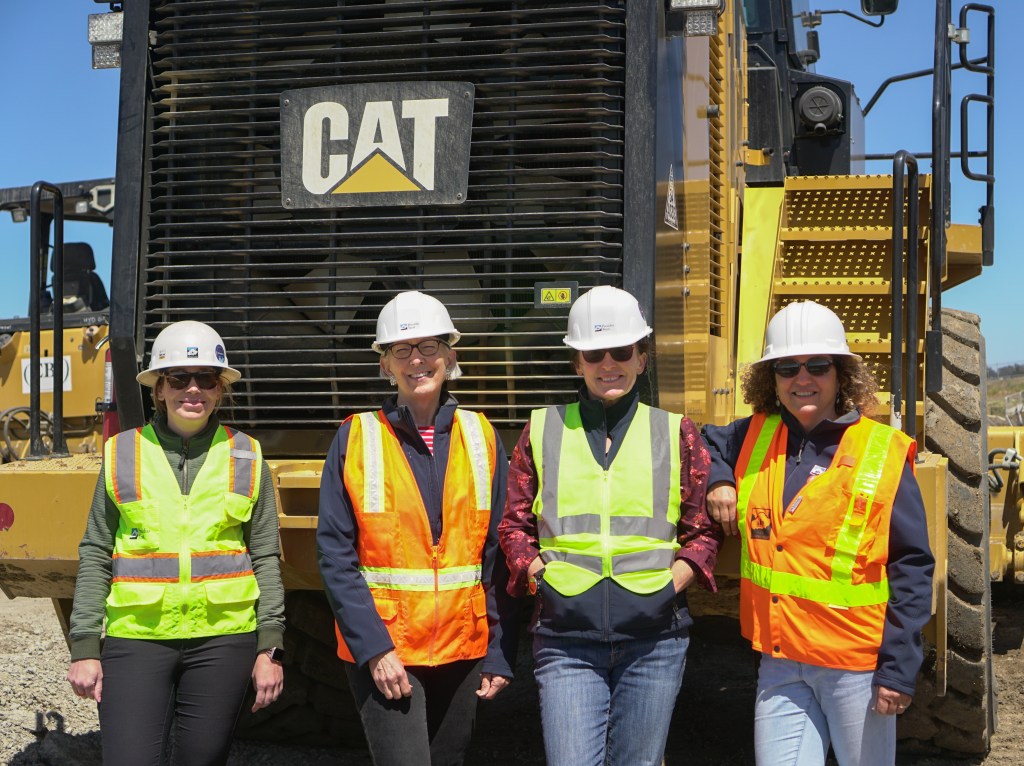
[497,421,541,597]
[674,419,723,592]
[316,424,396,667]
[67,467,119,701]
[874,461,936,698]
[247,459,285,651]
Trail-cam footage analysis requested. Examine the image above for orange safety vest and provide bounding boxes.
[335,408,496,667]
[735,412,915,671]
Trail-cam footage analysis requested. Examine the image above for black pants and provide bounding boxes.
[98,633,257,766]
[345,658,483,766]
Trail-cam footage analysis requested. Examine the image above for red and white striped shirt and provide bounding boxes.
[417,425,435,454]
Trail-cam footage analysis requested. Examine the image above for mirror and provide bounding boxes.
[861,0,898,15]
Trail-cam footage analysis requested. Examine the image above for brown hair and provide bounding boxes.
[740,355,880,417]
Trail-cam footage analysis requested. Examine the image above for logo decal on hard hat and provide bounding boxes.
[215,345,226,363]
[594,323,614,332]
[186,346,199,358]
[158,351,166,360]
[399,322,419,331]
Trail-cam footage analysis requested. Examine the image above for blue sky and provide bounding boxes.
[1,1,1019,365]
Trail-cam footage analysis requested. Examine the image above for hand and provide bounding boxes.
[707,483,739,537]
[671,559,695,594]
[476,673,510,700]
[67,659,103,703]
[251,651,285,712]
[873,685,912,716]
[369,650,413,700]
[527,556,545,578]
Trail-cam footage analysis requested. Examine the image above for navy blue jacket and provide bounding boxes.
[702,408,935,696]
[317,394,517,678]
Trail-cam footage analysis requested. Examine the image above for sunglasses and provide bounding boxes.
[581,346,635,364]
[162,370,221,390]
[772,357,834,378]
[387,339,449,359]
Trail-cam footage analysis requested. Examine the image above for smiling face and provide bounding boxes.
[155,366,222,437]
[774,354,838,431]
[574,344,647,407]
[380,336,456,408]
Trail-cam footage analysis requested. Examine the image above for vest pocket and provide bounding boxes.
[205,577,260,605]
[221,492,255,524]
[107,582,165,607]
[117,502,161,552]
[204,577,260,632]
[373,595,399,622]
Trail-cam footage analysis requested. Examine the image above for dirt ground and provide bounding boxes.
[2,582,1023,765]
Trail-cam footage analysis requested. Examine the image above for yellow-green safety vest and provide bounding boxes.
[530,402,682,597]
[103,424,262,639]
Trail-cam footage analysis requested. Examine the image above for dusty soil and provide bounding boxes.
[2,584,1022,765]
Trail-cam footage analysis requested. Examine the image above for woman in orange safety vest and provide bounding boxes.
[702,301,934,766]
[317,290,517,766]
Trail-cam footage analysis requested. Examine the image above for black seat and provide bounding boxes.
[51,243,109,312]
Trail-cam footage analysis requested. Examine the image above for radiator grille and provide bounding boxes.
[144,0,628,439]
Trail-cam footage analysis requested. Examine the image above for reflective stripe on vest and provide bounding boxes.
[111,549,254,583]
[532,402,681,595]
[361,564,482,591]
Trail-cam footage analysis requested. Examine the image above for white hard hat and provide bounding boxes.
[372,291,461,354]
[563,285,653,351]
[758,301,860,364]
[136,321,241,387]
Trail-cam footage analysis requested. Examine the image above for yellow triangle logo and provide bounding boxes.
[331,152,421,194]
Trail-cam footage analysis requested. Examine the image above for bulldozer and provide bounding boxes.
[0,0,1014,755]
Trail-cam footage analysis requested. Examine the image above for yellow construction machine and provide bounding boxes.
[0,0,1013,755]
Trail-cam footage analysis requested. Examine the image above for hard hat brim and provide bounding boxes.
[756,346,861,365]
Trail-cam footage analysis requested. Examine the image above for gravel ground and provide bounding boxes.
[3,586,1022,765]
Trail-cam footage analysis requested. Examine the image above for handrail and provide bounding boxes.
[28,182,70,458]
[891,151,920,439]
[958,3,995,266]
[862,56,986,117]
[926,0,952,396]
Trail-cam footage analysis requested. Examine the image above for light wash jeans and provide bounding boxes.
[754,654,896,766]
[532,631,689,766]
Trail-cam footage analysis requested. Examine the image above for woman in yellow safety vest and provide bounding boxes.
[66,320,285,766]
[317,290,517,766]
[702,301,935,766]
[499,285,723,766]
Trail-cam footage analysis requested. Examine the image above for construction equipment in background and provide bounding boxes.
[0,0,1012,756]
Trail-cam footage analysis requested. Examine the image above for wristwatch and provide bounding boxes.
[264,646,285,663]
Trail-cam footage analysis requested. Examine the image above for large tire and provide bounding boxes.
[898,309,996,754]
[236,590,367,747]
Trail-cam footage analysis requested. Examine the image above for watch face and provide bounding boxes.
[267,647,285,663]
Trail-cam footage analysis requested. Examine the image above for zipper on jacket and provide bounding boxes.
[179,438,191,637]
[601,471,611,636]
[431,545,440,665]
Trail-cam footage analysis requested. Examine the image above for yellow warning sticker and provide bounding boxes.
[540,288,572,306]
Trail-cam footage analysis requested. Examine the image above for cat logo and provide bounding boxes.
[280,82,474,209]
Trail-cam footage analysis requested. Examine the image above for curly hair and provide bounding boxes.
[740,355,879,417]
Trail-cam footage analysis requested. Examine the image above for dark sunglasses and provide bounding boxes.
[581,345,635,364]
[772,357,834,378]
[162,370,221,390]
[387,339,449,359]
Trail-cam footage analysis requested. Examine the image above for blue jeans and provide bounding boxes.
[754,654,895,766]
[532,631,689,766]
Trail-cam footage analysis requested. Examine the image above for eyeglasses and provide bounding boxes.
[162,370,221,390]
[387,339,448,359]
[581,346,635,364]
[772,357,834,378]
